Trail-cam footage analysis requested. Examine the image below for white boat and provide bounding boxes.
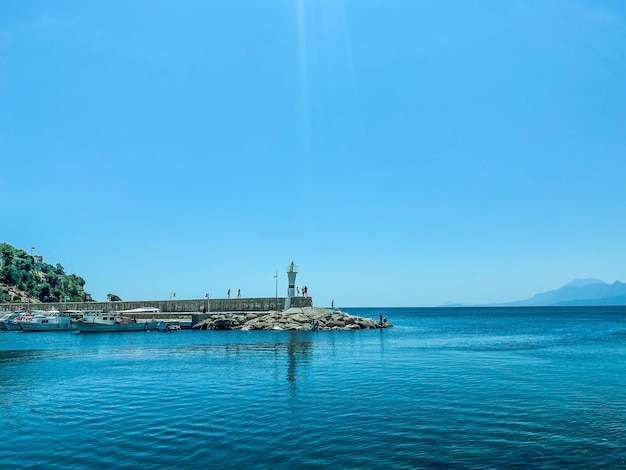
[19,310,77,332]
[0,312,21,331]
[3,312,25,331]
[76,309,160,333]
[117,307,160,315]
[158,320,181,332]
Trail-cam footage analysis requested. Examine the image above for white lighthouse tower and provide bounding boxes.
[285,262,298,309]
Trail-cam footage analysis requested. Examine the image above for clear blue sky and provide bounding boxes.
[1,1,625,307]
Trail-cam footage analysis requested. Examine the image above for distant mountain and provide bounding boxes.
[440,278,626,307]
[492,278,626,307]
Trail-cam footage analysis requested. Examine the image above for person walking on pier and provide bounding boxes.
[228,289,231,299]
[237,289,241,298]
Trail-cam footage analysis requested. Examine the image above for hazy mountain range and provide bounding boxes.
[443,278,626,307]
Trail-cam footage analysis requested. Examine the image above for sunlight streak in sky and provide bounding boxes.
[296,0,310,159]
[295,0,361,165]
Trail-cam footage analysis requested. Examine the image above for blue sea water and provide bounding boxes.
[1,307,625,469]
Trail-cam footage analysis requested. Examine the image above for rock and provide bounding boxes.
[290,313,309,323]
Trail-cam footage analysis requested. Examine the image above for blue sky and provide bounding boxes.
[1,1,625,307]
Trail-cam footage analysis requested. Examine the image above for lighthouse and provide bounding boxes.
[285,262,298,309]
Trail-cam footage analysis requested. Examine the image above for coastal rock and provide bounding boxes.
[192,307,393,331]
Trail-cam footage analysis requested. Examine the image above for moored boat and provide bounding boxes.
[76,309,160,333]
[0,312,21,331]
[158,320,181,332]
[3,316,24,331]
[19,310,76,332]
[117,307,160,316]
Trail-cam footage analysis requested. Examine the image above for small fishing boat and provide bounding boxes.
[158,320,181,332]
[3,313,25,331]
[19,310,76,332]
[75,309,160,333]
[0,312,21,331]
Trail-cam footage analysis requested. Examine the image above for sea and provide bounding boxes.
[1,307,625,469]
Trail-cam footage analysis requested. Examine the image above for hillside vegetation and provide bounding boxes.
[0,243,92,304]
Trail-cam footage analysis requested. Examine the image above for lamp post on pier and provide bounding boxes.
[205,293,210,313]
[274,270,278,311]
[28,246,36,311]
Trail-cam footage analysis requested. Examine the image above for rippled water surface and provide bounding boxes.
[1,307,625,469]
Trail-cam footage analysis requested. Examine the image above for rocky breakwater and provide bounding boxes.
[193,307,393,331]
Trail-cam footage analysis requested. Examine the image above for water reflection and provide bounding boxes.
[379,328,387,358]
[207,332,314,386]
[285,331,313,384]
[157,332,316,388]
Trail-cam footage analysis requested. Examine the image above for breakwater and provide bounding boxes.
[194,307,392,331]
[0,296,313,315]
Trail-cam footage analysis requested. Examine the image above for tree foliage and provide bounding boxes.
[0,243,93,303]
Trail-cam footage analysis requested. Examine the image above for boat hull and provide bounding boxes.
[76,321,160,333]
[19,322,76,332]
[3,322,23,331]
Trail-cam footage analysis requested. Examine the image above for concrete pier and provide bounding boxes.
[0,296,314,327]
